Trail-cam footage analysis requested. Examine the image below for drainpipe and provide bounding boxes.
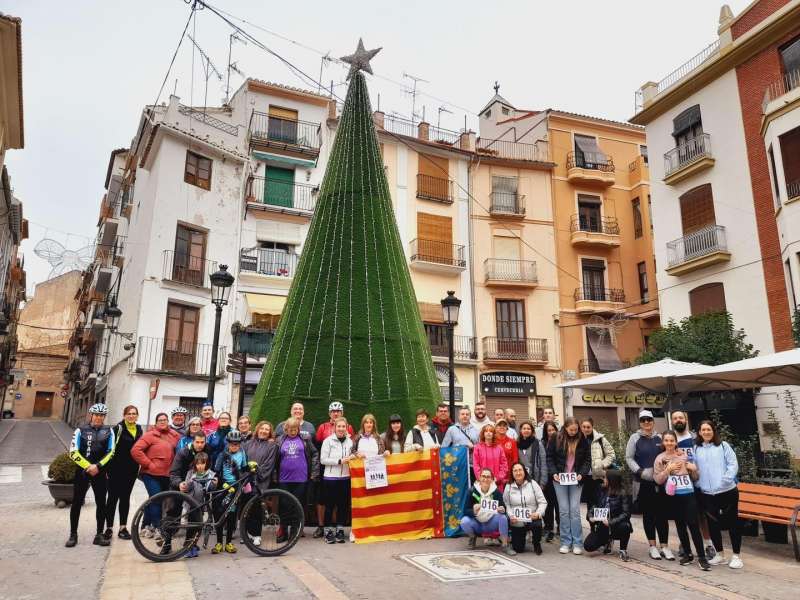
[467,156,480,406]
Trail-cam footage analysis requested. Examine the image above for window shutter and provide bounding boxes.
[672,105,702,137]
[679,184,715,234]
[689,282,726,315]
[418,302,443,323]
[494,236,520,260]
[418,153,448,178]
[268,105,298,120]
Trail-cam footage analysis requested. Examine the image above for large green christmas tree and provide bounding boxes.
[249,43,441,429]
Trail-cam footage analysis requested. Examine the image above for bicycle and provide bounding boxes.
[131,465,305,562]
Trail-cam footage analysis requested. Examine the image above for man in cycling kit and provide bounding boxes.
[66,403,116,548]
[170,406,189,437]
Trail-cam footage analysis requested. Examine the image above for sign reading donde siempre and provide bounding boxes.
[480,372,536,396]
[364,455,388,490]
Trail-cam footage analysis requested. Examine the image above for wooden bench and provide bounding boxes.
[738,482,800,561]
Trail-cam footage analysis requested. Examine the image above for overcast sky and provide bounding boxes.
[5,0,752,295]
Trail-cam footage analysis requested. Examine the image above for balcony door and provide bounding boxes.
[257,241,293,277]
[268,105,298,144]
[424,322,447,357]
[417,212,453,264]
[679,184,716,259]
[163,302,199,373]
[578,195,602,232]
[581,259,606,301]
[496,299,525,355]
[574,134,603,169]
[264,166,294,208]
[173,225,206,286]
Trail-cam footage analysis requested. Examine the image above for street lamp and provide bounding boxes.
[207,265,235,405]
[440,290,461,422]
[104,304,122,331]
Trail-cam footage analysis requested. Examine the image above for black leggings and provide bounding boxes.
[543,481,560,531]
[70,470,108,536]
[584,523,630,551]
[667,493,705,559]
[701,488,741,554]
[106,470,138,528]
[323,478,350,528]
[509,519,543,553]
[279,482,307,534]
[638,481,668,543]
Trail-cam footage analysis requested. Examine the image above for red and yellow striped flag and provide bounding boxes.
[349,450,444,544]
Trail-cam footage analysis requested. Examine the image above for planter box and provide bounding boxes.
[42,481,74,507]
[762,521,788,544]
[739,518,760,537]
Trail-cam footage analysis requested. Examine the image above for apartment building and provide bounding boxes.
[631,0,800,453]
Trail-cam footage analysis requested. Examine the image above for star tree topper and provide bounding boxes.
[340,38,381,80]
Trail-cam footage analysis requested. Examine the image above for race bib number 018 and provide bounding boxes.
[511,506,532,522]
[364,456,388,490]
[558,472,579,485]
[591,507,609,522]
[668,474,693,493]
[480,498,499,513]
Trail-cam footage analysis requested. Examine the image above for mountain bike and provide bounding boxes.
[131,466,304,562]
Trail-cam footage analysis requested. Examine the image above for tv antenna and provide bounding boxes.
[188,34,223,112]
[437,106,453,129]
[403,72,428,124]
[318,52,333,94]
[224,32,247,104]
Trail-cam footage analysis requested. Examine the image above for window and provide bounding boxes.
[163,303,200,372]
[779,35,800,76]
[484,110,491,119]
[768,145,781,209]
[779,126,800,200]
[268,105,299,144]
[424,323,448,355]
[637,262,649,304]
[26,379,31,387]
[581,258,606,300]
[648,194,653,232]
[255,241,295,277]
[689,282,726,316]
[672,105,703,149]
[251,313,281,331]
[179,397,206,418]
[577,194,602,232]
[640,145,649,165]
[416,212,453,263]
[495,299,526,356]
[679,184,715,234]
[184,151,212,190]
[491,176,520,212]
[173,224,206,286]
[574,134,605,168]
[632,198,643,238]
[501,107,510,115]
[494,235,520,260]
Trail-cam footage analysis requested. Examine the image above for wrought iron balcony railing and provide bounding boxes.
[484,259,537,283]
[567,151,615,172]
[248,111,321,155]
[666,224,727,267]
[239,247,299,278]
[246,176,317,212]
[573,286,626,303]
[482,337,548,362]
[409,239,466,268]
[570,215,620,235]
[416,174,453,203]
[162,250,217,288]
[664,133,712,177]
[135,336,225,378]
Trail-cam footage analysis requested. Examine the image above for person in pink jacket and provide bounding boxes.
[130,412,181,536]
[473,424,509,490]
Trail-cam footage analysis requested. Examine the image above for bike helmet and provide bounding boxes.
[88,403,108,415]
[328,401,344,412]
[226,430,243,443]
[171,406,189,416]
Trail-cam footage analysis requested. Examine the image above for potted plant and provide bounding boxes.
[42,452,78,508]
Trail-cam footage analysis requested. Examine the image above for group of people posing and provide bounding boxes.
[66,399,745,571]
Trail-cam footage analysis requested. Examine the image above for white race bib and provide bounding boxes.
[364,456,388,490]
[684,448,695,462]
[558,472,579,485]
[480,498,499,513]
[591,507,610,522]
[511,506,532,522]
[668,474,693,494]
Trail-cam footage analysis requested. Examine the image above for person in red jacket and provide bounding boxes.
[495,419,519,468]
[200,404,219,436]
[473,424,509,490]
[131,412,181,538]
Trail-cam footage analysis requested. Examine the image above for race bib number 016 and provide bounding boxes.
[480,498,499,513]
[364,456,388,490]
[558,472,579,485]
[591,507,609,522]
[668,474,693,493]
[511,506,532,522]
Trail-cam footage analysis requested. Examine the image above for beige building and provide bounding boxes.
[13,271,81,418]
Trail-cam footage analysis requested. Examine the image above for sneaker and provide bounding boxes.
[546,531,555,543]
[65,535,77,548]
[467,536,477,550]
[661,547,676,561]
[252,536,261,546]
[313,526,325,539]
[603,543,612,555]
[185,546,199,558]
[728,555,743,569]
[117,528,131,540]
[708,554,728,566]
[504,544,517,556]
[559,545,570,554]
[153,530,163,545]
[619,550,630,562]
[335,529,346,544]
[158,544,172,556]
[679,555,694,566]
[649,546,662,560]
[93,533,110,547]
[533,542,543,555]
[325,529,336,544]
[102,528,113,540]
[678,545,686,558]
[224,543,237,554]
[699,558,711,571]
[211,543,223,554]
[705,544,716,560]
[573,546,583,555]
[141,526,154,539]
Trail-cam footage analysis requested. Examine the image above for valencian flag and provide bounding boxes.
[349,447,469,543]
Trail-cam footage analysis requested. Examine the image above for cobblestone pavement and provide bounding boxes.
[2,419,799,600]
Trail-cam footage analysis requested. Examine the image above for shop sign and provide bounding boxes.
[480,372,536,396]
[581,391,665,407]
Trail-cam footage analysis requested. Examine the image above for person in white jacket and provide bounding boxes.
[404,409,440,452]
[319,417,353,544]
[504,462,547,554]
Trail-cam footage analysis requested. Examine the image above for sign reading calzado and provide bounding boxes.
[480,372,536,396]
[581,392,665,407]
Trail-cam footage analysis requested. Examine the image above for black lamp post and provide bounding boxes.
[207,265,234,405]
[105,304,122,331]
[440,290,461,422]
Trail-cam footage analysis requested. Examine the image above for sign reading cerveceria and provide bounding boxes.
[581,392,665,407]
[480,372,536,396]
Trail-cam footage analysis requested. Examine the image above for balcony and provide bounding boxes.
[762,67,800,117]
[98,217,121,249]
[162,250,217,289]
[574,286,626,314]
[239,247,299,284]
[476,138,550,163]
[482,337,548,364]
[666,224,730,276]
[416,174,453,204]
[788,179,800,202]
[489,191,525,218]
[663,134,714,185]
[409,239,466,274]
[135,336,225,380]
[570,215,621,247]
[87,301,106,340]
[427,332,478,361]
[566,151,615,186]
[248,111,321,160]
[246,176,317,215]
[628,155,649,185]
[95,235,125,267]
[579,358,631,377]
[484,259,537,288]
[92,264,118,295]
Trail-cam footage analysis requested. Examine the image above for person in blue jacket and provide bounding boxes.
[211,430,247,554]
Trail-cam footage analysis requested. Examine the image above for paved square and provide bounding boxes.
[399,551,543,582]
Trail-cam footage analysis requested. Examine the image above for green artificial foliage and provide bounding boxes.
[249,72,441,429]
[48,452,78,483]
[792,308,800,348]
[636,311,756,366]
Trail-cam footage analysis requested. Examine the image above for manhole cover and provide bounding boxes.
[399,551,543,582]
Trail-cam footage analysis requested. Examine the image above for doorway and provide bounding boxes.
[33,392,54,417]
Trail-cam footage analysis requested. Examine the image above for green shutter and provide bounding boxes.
[264,166,295,207]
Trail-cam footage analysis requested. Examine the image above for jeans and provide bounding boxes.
[460,513,509,538]
[140,474,170,528]
[554,481,584,547]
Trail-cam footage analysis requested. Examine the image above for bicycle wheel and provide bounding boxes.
[131,490,202,562]
[239,489,305,556]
